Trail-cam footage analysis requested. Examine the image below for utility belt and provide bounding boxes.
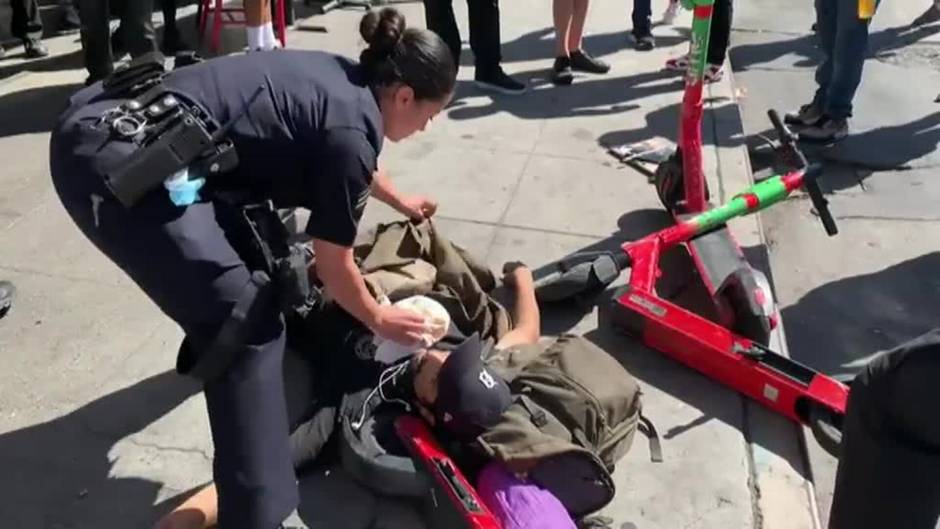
[95,51,248,208]
[95,54,312,381]
[176,198,318,382]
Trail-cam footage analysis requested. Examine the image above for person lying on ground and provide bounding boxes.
[154,263,557,529]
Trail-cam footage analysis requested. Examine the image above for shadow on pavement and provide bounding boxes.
[495,27,690,65]
[812,111,940,175]
[448,69,682,121]
[0,81,82,137]
[0,370,202,528]
[730,23,940,74]
[0,49,85,81]
[781,252,940,376]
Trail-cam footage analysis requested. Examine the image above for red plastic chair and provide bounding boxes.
[198,0,287,54]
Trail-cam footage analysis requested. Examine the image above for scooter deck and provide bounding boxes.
[395,416,501,529]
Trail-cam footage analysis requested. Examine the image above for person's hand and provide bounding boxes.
[371,305,428,345]
[502,261,532,286]
[397,195,438,221]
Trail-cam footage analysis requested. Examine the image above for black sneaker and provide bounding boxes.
[551,56,574,86]
[475,67,527,95]
[23,38,49,59]
[798,116,848,143]
[633,33,655,51]
[784,102,824,127]
[0,280,16,319]
[570,49,610,74]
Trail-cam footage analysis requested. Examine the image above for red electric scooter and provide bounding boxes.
[532,0,847,455]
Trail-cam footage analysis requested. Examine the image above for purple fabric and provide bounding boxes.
[476,461,577,529]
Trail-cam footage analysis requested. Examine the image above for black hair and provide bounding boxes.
[359,8,456,101]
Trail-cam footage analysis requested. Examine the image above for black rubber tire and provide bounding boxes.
[339,407,429,499]
[654,155,684,212]
[807,373,855,458]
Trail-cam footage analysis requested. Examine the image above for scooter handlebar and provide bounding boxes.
[767,109,809,172]
[802,165,839,236]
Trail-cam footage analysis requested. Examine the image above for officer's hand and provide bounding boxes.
[502,261,532,287]
[372,305,428,345]
[398,195,438,221]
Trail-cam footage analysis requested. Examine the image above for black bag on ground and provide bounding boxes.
[828,329,940,529]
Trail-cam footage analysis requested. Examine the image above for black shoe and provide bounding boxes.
[798,116,849,143]
[23,38,49,59]
[0,280,16,319]
[633,33,655,51]
[570,49,610,74]
[551,56,574,86]
[784,102,824,127]
[474,67,527,95]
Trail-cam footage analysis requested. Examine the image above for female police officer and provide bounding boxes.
[49,8,455,529]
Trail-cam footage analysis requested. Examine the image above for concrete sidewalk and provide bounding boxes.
[0,2,817,528]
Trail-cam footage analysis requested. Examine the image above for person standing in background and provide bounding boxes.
[422,0,527,95]
[245,0,281,52]
[77,0,157,85]
[663,0,732,83]
[784,0,879,142]
[2,0,50,59]
[551,0,610,85]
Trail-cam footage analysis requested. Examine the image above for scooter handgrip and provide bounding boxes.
[803,165,839,237]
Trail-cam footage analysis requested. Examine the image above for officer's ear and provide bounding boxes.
[392,83,416,109]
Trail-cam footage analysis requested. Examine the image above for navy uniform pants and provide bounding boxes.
[828,330,940,529]
[49,84,297,529]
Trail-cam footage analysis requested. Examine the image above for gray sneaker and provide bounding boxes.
[784,102,823,127]
[798,116,848,143]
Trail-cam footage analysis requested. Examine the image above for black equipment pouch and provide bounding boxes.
[97,66,261,208]
[240,201,312,312]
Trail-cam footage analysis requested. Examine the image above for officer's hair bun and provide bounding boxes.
[360,8,405,58]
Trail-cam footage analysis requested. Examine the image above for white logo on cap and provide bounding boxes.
[478,370,496,389]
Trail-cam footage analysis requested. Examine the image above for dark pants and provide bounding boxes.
[707,0,732,65]
[10,0,43,40]
[422,0,502,74]
[77,0,158,80]
[49,85,298,529]
[812,0,872,119]
[828,330,940,529]
[631,0,731,65]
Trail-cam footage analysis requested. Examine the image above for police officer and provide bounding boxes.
[49,7,456,529]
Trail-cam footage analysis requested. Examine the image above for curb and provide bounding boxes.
[704,69,822,529]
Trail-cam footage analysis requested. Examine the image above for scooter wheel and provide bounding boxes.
[808,403,844,458]
[718,268,774,346]
[654,155,684,212]
[806,374,855,458]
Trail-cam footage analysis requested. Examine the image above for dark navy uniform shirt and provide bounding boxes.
[164,50,383,247]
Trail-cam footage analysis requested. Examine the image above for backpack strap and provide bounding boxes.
[639,413,664,463]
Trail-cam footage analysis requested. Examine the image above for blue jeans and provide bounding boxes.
[812,0,874,119]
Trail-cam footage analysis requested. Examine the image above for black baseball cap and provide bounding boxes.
[433,333,512,440]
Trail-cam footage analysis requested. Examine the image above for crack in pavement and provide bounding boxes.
[124,437,213,463]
